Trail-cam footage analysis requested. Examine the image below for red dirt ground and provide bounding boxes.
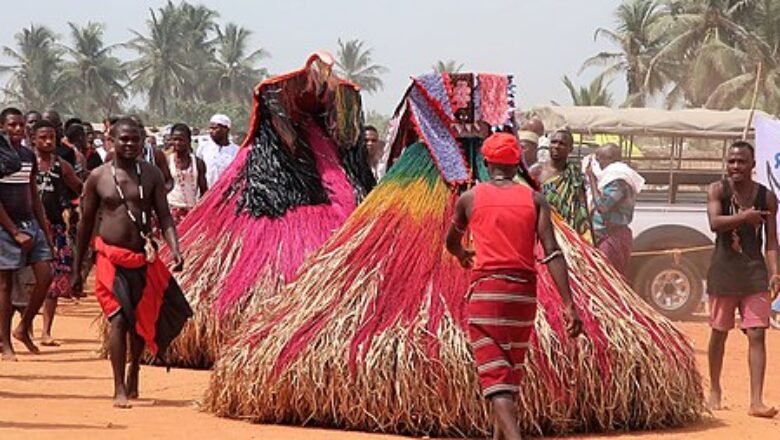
[0,298,777,439]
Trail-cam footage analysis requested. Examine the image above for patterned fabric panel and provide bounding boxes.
[407,84,469,184]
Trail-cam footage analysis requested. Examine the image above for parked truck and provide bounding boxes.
[532,106,776,320]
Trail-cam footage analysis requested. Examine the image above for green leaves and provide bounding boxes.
[335,39,388,94]
[581,0,780,112]
[1,1,271,127]
[560,75,615,107]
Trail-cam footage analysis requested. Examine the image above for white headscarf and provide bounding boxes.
[582,155,645,194]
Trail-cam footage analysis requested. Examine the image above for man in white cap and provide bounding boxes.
[197,114,240,188]
[517,130,539,167]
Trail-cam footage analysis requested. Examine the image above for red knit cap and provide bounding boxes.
[481,133,521,165]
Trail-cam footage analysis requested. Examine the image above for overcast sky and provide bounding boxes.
[0,0,624,115]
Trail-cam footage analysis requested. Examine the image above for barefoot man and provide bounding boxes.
[446,133,582,440]
[0,107,53,360]
[706,141,778,418]
[71,118,192,408]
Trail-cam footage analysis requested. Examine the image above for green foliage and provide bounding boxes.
[203,23,270,103]
[1,24,71,110]
[432,60,464,74]
[364,110,390,137]
[581,0,780,112]
[61,22,127,120]
[558,75,615,107]
[150,98,250,133]
[0,1,270,127]
[335,39,388,94]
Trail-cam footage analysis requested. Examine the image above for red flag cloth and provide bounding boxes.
[93,237,192,356]
[466,269,537,397]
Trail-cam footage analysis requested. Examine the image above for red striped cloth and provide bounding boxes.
[466,269,537,397]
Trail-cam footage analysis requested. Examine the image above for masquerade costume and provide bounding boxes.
[205,73,703,437]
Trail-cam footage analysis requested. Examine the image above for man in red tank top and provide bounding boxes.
[446,132,582,440]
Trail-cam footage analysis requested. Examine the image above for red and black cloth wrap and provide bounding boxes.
[93,237,192,358]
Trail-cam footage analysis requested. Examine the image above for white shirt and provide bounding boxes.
[197,139,239,187]
[167,154,200,208]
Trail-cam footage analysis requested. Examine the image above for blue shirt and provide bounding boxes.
[592,179,635,233]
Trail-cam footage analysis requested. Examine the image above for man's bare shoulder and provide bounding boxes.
[707,180,725,197]
[533,190,549,208]
[458,187,476,202]
[536,162,557,182]
[86,163,110,182]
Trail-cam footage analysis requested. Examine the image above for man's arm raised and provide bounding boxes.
[707,181,766,232]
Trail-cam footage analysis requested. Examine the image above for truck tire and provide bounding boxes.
[634,255,703,320]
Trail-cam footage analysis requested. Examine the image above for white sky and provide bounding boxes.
[0,0,625,114]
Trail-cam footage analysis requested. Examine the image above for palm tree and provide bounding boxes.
[432,60,464,74]
[752,0,780,54]
[557,75,615,107]
[580,0,668,106]
[724,0,780,113]
[178,2,219,100]
[126,2,193,115]
[207,23,270,103]
[61,22,127,118]
[1,24,71,110]
[335,39,388,94]
[644,0,769,107]
[757,0,780,112]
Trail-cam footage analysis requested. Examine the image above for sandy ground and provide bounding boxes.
[0,298,778,440]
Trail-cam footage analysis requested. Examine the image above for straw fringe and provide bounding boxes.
[97,118,357,368]
[203,143,704,437]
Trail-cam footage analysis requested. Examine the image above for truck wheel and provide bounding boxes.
[634,256,703,320]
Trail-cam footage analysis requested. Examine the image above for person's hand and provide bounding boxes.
[13,231,33,252]
[585,156,598,181]
[70,271,83,297]
[171,251,185,272]
[770,275,780,300]
[456,249,476,269]
[741,208,769,227]
[566,302,583,338]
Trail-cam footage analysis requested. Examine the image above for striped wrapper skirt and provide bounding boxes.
[466,269,537,398]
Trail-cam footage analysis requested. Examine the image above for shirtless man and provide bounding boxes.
[71,117,189,407]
